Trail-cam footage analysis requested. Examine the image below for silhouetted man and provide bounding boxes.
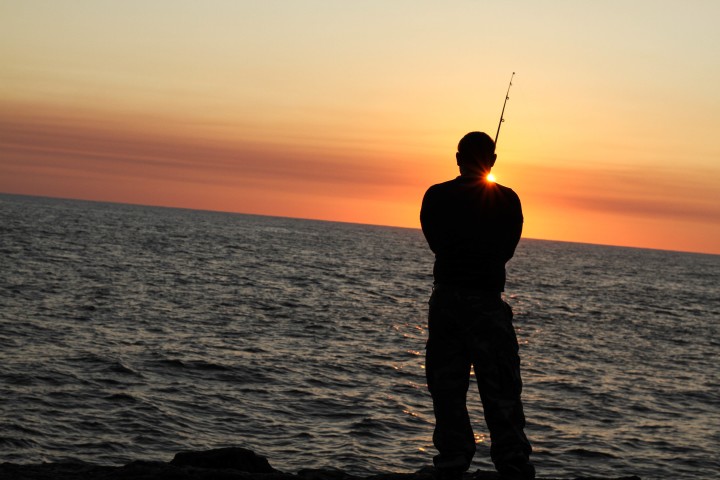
[421,132,534,480]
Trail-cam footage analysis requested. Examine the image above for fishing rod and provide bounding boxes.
[494,72,515,147]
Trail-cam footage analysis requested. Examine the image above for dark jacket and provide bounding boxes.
[420,175,523,292]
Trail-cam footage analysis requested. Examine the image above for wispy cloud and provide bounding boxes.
[0,105,414,200]
[512,161,720,224]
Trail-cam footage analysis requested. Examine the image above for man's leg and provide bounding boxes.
[426,292,476,476]
[471,301,534,480]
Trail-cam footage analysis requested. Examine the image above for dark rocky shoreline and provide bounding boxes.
[0,447,641,480]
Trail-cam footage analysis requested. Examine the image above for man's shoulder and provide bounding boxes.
[427,177,460,190]
[426,178,520,197]
[492,182,521,199]
[423,178,458,201]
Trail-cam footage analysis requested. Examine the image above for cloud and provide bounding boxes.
[562,194,720,223]
[513,161,720,224]
[0,104,414,200]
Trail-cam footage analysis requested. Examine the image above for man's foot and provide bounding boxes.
[469,470,501,480]
[497,462,535,480]
[421,465,467,480]
[435,468,465,480]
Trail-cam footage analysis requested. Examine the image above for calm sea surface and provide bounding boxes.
[1,194,718,479]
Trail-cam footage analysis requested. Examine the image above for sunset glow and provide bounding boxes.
[1,1,719,254]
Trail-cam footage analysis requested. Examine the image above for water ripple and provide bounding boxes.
[1,194,718,479]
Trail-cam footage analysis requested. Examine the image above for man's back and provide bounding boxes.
[420,176,523,292]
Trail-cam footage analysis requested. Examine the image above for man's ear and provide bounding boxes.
[456,152,461,166]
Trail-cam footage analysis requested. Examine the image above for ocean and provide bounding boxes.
[0,193,718,480]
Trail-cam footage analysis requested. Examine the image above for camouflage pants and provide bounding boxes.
[425,286,534,479]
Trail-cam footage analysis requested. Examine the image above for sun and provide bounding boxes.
[486,173,497,183]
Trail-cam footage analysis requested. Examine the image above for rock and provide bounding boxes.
[0,461,113,480]
[297,468,360,480]
[171,447,278,473]
[0,447,642,480]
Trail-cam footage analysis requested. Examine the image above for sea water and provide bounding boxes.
[0,194,718,479]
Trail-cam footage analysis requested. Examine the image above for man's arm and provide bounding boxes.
[503,190,523,261]
[420,186,442,254]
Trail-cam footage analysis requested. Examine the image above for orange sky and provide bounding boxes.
[1,1,719,254]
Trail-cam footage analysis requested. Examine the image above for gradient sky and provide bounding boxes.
[1,1,719,254]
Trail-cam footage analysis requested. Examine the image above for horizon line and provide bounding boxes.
[2,191,717,257]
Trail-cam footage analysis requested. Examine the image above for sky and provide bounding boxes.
[1,1,719,254]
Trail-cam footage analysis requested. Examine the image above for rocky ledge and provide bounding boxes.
[0,447,640,480]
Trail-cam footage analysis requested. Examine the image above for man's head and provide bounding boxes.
[456,131,497,175]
